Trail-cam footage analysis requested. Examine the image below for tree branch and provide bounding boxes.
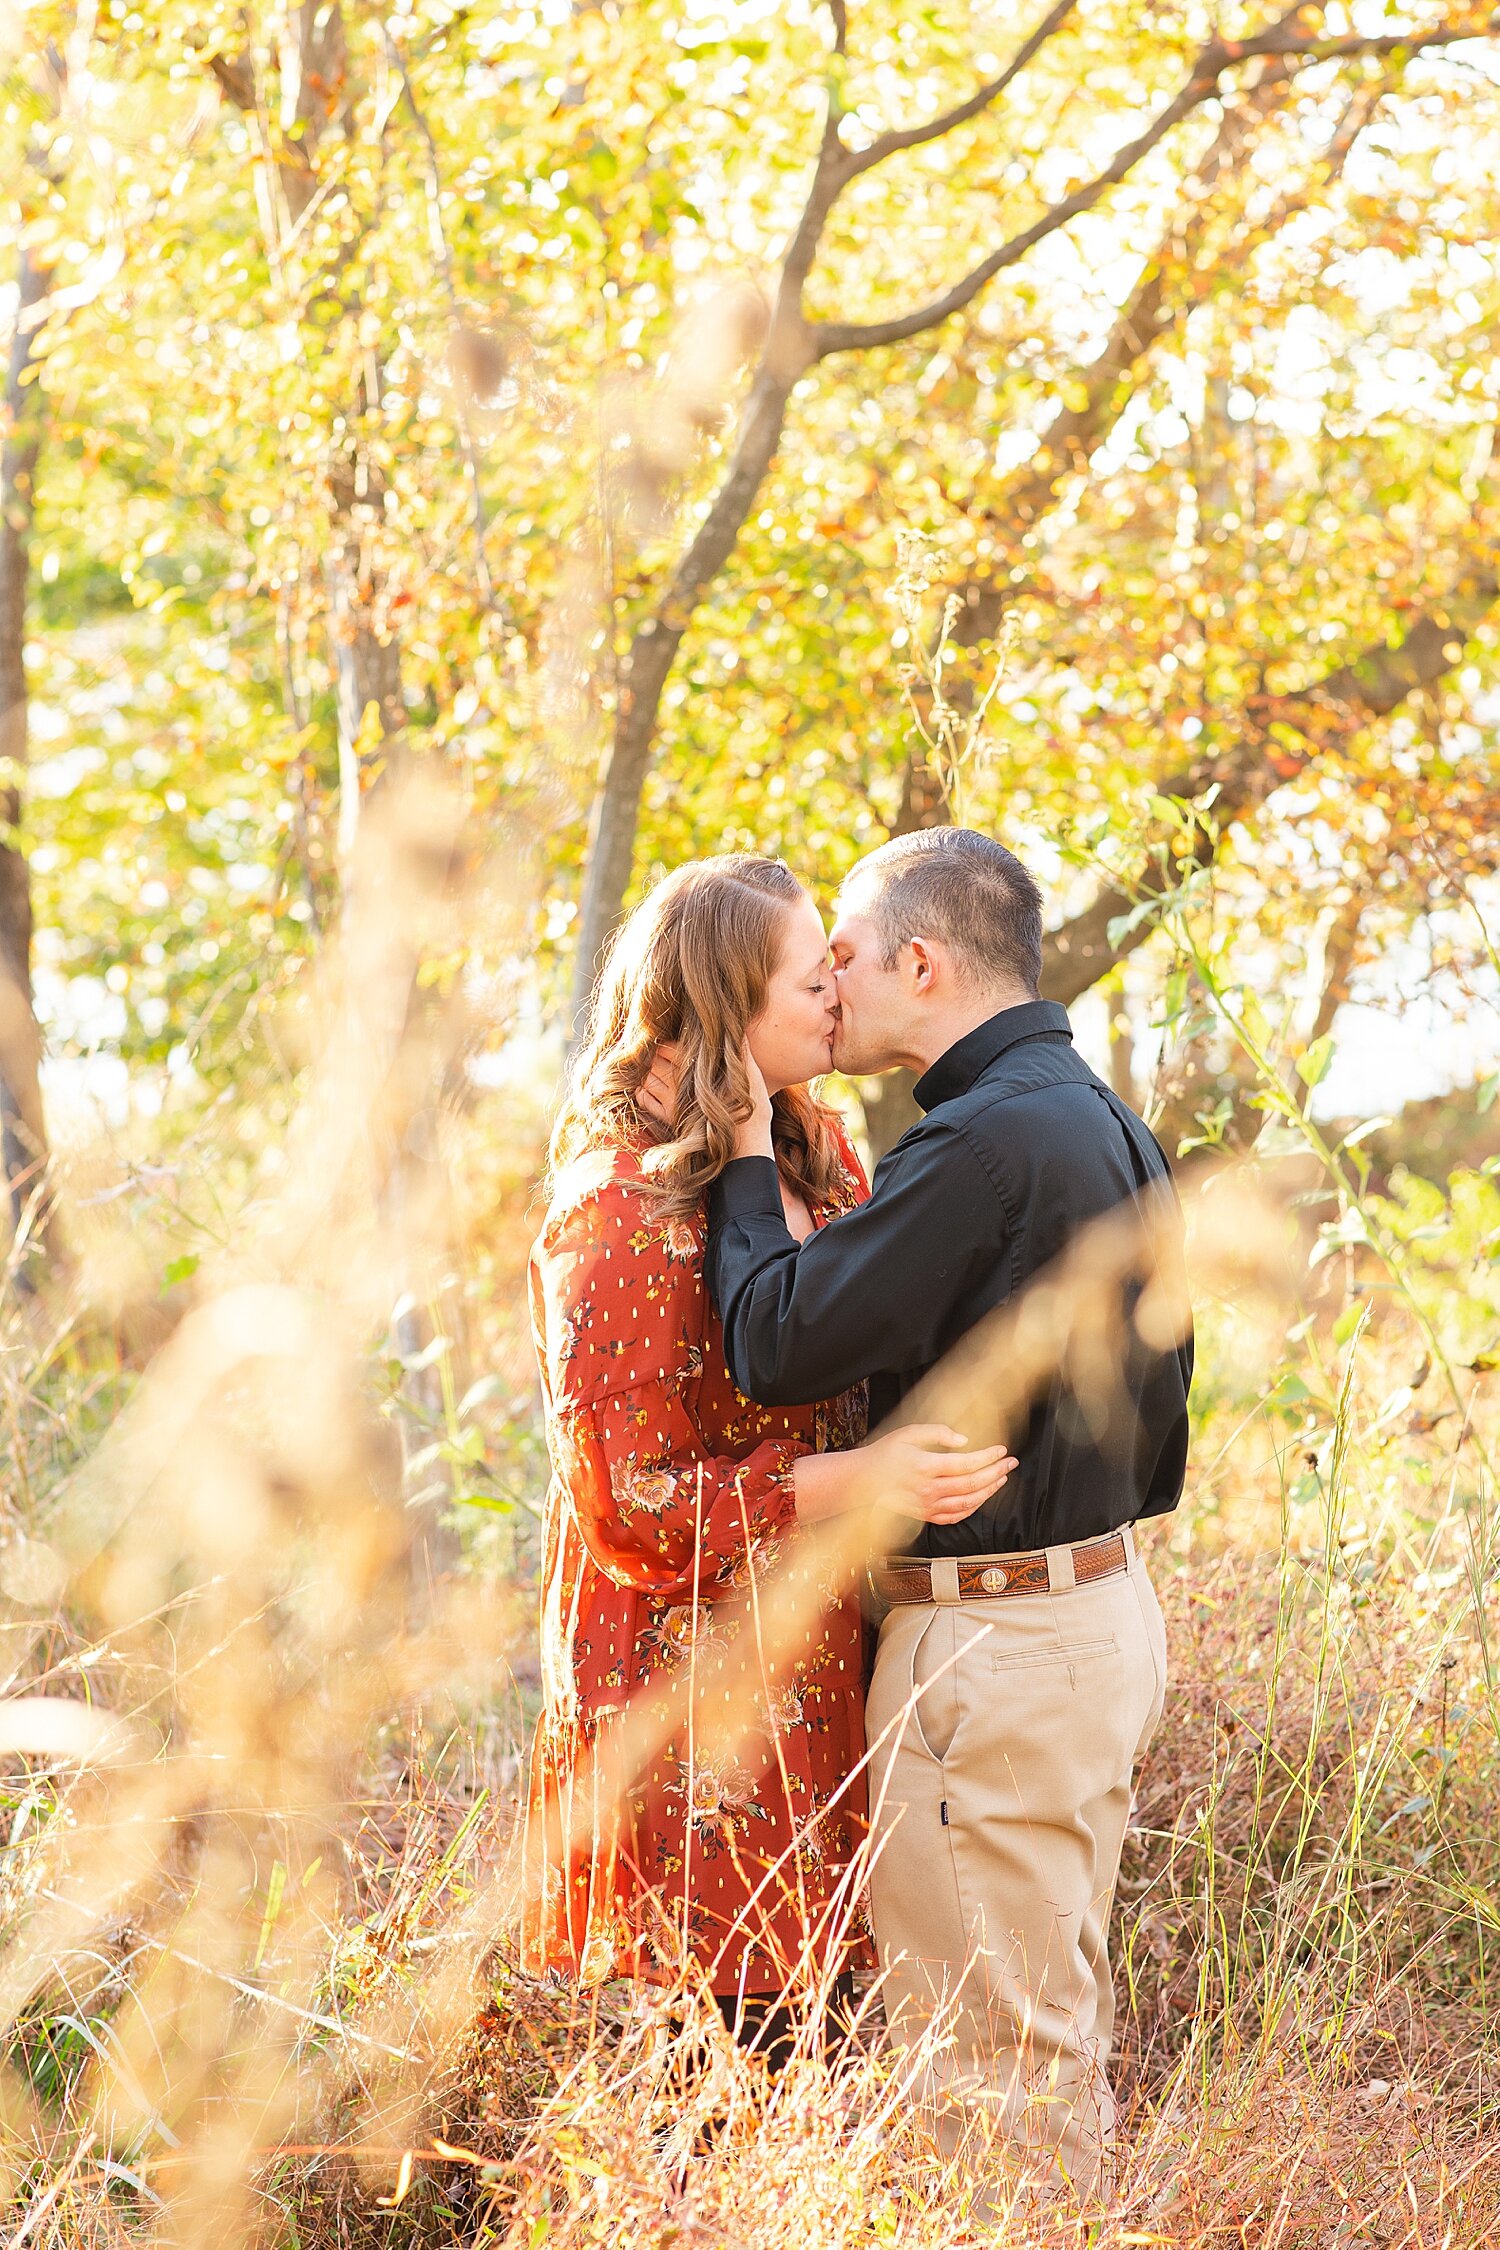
[814,14,1495,359]
[816,76,1218,355]
[386,29,497,612]
[940,57,1374,656]
[840,0,1078,178]
[1040,560,1500,1003]
[1306,879,1376,1048]
[948,74,1290,645]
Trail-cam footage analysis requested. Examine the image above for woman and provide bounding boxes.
[523,855,1010,2043]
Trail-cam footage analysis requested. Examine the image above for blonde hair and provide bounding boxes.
[551,856,845,1220]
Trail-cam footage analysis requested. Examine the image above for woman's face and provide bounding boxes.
[746,894,839,1094]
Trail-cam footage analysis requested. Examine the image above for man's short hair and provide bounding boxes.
[844,827,1044,995]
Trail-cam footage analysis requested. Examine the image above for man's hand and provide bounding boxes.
[733,1042,774,1160]
[639,1041,772,1158]
[639,1040,681,1127]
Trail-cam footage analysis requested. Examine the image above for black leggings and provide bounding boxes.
[713,1973,858,2073]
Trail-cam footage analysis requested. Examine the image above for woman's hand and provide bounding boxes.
[793,1425,1018,1527]
[875,1425,1020,1525]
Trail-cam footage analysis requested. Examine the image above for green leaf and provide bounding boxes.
[1239,989,1271,1052]
[1377,1792,1432,1834]
[1340,1116,1393,1149]
[399,1335,451,1375]
[1106,894,1165,949]
[162,1253,200,1289]
[440,1425,486,1466]
[1296,1034,1336,1088]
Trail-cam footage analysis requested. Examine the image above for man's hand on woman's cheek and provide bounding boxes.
[733,1044,774,1160]
[639,1038,773,1155]
[639,1041,681,1126]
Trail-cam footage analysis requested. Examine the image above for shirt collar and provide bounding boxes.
[912,999,1073,1113]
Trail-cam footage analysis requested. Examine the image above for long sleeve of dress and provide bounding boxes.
[534,1176,806,1604]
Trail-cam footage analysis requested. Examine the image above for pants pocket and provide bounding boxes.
[909,1610,963,1765]
[984,1635,1118,1672]
[1131,1568,1168,1748]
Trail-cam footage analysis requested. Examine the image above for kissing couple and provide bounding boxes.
[522,827,1192,2204]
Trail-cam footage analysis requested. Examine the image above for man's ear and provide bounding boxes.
[908,936,937,994]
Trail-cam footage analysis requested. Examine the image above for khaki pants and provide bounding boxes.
[865,1530,1167,2203]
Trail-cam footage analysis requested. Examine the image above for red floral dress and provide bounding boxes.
[522,1119,871,1997]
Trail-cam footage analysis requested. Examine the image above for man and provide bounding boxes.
[704,827,1192,2200]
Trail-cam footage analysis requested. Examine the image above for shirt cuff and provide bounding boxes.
[708,1156,783,1228]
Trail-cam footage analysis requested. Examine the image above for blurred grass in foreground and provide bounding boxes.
[0,787,1496,2246]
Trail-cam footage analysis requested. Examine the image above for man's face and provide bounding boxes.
[828,894,914,1075]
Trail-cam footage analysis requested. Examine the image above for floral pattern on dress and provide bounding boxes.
[522,1112,871,1997]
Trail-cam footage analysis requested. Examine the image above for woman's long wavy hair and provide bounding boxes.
[550,856,846,1220]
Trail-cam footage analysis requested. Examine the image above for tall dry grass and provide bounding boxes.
[0,784,1497,2247]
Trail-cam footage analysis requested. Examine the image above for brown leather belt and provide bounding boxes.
[871,1530,1130,1607]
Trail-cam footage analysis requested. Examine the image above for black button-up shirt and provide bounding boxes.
[706,1000,1193,1559]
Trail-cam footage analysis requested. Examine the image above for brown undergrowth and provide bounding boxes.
[245,1637,1500,2250]
[4,1225,1498,2250]
[0,803,1495,2244]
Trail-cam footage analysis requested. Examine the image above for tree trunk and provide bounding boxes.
[209,12,456,1605]
[326,434,407,871]
[283,6,404,868]
[570,358,805,1020]
[856,745,954,1165]
[210,6,401,871]
[0,235,54,1253]
[1108,992,1137,1105]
